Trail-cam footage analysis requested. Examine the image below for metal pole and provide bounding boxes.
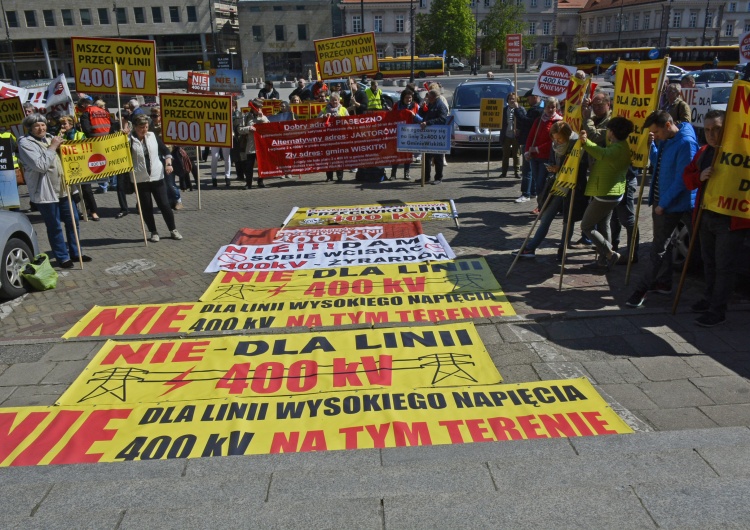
[616,0,624,47]
[360,0,365,32]
[701,0,711,46]
[0,0,19,84]
[410,0,415,83]
[113,2,121,37]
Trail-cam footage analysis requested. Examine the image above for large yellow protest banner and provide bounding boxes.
[284,201,458,227]
[314,33,379,80]
[612,59,668,168]
[0,378,631,467]
[563,76,590,132]
[160,93,233,148]
[59,133,134,185]
[57,324,501,406]
[201,258,500,303]
[71,37,158,96]
[550,141,583,195]
[703,80,750,219]
[0,97,24,129]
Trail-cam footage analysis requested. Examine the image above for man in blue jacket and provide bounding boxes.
[626,110,698,308]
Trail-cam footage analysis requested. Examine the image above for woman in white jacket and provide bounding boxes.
[129,114,182,242]
[17,113,91,268]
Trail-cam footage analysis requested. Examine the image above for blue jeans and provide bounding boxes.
[520,150,533,197]
[527,195,564,251]
[36,198,81,264]
[529,158,548,207]
[166,172,181,207]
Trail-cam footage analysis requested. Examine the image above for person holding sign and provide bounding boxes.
[389,90,422,181]
[419,89,449,184]
[129,114,182,242]
[525,97,562,212]
[17,114,92,268]
[579,117,635,271]
[238,103,269,189]
[319,93,350,183]
[682,110,750,327]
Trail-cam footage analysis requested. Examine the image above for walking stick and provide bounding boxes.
[626,165,650,285]
[558,189,576,291]
[196,146,202,210]
[506,191,554,277]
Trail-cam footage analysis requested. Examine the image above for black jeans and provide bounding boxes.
[699,210,746,317]
[425,153,444,181]
[136,179,176,233]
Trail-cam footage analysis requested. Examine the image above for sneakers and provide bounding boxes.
[170,229,183,240]
[174,201,184,211]
[431,180,442,185]
[625,290,647,307]
[404,172,411,180]
[606,251,620,271]
[648,282,672,295]
[695,312,726,327]
[515,195,530,203]
[691,299,711,313]
[149,232,160,242]
[389,169,397,181]
[511,248,536,258]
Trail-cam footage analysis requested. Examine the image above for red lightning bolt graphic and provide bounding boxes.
[267,284,288,297]
[161,367,195,396]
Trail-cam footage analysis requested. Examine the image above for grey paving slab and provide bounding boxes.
[553,336,636,361]
[487,341,541,366]
[683,355,736,377]
[699,403,750,427]
[532,361,593,382]
[689,376,750,405]
[268,462,495,500]
[638,379,715,408]
[0,385,16,403]
[0,483,51,519]
[630,357,702,381]
[571,427,750,455]
[597,383,659,410]
[0,459,184,485]
[384,488,656,530]
[624,334,687,357]
[635,477,750,529]
[582,360,650,384]
[0,362,55,387]
[40,341,102,362]
[638,407,718,430]
[496,322,547,343]
[0,343,51,364]
[0,384,70,407]
[474,323,503,346]
[584,315,641,336]
[696,446,750,478]
[3,510,123,530]
[716,328,750,351]
[496,363,541,383]
[542,320,593,341]
[39,360,91,385]
[121,498,383,530]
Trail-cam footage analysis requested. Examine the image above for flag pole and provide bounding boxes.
[506,192,553,277]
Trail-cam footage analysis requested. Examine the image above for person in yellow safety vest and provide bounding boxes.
[0,127,19,168]
[365,80,383,111]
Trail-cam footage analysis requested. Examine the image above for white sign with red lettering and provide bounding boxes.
[740,31,750,63]
[533,62,577,100]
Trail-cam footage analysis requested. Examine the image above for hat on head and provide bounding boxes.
[524,89,536,98]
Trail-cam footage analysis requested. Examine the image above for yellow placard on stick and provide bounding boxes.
[59,132,133,185]
[550,142,584,195]
[71,37,158,96]
[0,378,631,467]
[563,76,590,132]
[612,58,668,168]
[0,97,24,129]
[704,80,750,219]
[57,323,501,406]
[284,201,459,227]
[479,99,504,129]
[160,93,233,148]
[314,33,379,80]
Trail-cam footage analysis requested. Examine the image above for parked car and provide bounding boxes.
[603,63,617,83]
[604,62,687,84]
[681,69,741,83]
[0,210,40,300]
[449,79,515,151]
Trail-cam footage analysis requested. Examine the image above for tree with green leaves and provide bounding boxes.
[478,0,531,64]
[415,0,475,59]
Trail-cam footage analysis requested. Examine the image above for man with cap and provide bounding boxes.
[513,90,543,202]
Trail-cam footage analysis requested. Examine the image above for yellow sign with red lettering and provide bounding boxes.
[160,93,233,148]
[59,132,133,185]
[563,76,590,132]
[703,80,750,219]
[0,378,631,467]
[71,37,158,96]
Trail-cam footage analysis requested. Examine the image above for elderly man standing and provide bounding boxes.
[626,110,698,308]
[662,83,691,124]
[418,89,449,184]
[499,93,522,179]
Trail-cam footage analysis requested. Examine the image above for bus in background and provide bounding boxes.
[574,46,739,73]
[374,56,445,79]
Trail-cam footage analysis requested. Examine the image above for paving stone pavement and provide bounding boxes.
[1,156,749,526]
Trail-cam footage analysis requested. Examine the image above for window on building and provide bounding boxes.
[396,15,404,32]
[296,6,305,10]
[729,2,737,12]
[249,6,260,12]
[374,15,383,32]
[377,49,385,59]
[134,7,145,23]
[43,10,55,26]
[529,47,536,60]
[541,44,549,59]
[252,26,263,42]
[544,0,551,7]
[152,7,163,23]
[745,22,750,32]
[115,7,127,24]
[5,11,18,27]
[352,15,362,33]
[297,24,307,40]
[706,12,713,27]
[596,18,602,32]
[24,10,37,27]
[529,22,536,34]
[689,11,697,28]
[543,21,550,34]
[672,12,681,28]
[605,17,611,32]
[633,14,639,30]
[62,9,75,26]
[169,6,180,22]
[530,0,537,7]
[517,0,523,6]
[395,46,407,57]
[420,0,426,8]
[273,6,283,11]
[588,19,593,33]
[485,0,491,6]
[643,13,650,29]
[725,22,734,35]
[80,9,92,25]
[622,14,629,31]
[275,25,285,41]
[187,6,197,22]
[98,8,110,24]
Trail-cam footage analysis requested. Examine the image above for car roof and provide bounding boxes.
[457,79,513,86]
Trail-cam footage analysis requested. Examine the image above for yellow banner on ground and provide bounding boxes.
[59,132,133,185]
[201,258,500,303]
[71,37,157,96]
[314,33,379,80]
[284,201,458,227]
[563,76,590,132]
[0,378,631,467]
[57,323,501,406]
[63,287,515,339]
[612,58,668,168]
[160,93,233,148]
[479,99,504,129]
[0,97,24,129]
[703,80,750,219]
[550,142,584,195]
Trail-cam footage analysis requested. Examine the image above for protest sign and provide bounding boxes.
[160,93,233,148]
[71,37,158,96]
[505,34,523,65]
[533,62,577,100]
[187,71,211,93]
[563,76,590,132]
[703,80,750,219]
[59,133,133,185]
[254,112,412,176]
[0,75,75,122]
[314,33,379,80]
[612,58,668,168]
[740,31,750,64]
[201,258,502,304]
[479,99,504,129]
[0,136,19,209]
[204,234,456,273]
[0,97,24,133]
[57,323,500,405]
[0,378,630,467]
[283,201,458,227]
[549,141,584,195]
[397,124,452,154]
[680,86,713,127]
[209,69,242,93]
[229,223,423,246]
[288,102,328,120]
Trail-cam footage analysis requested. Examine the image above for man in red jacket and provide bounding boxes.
[682,109,750,327]
[525,97,562,213]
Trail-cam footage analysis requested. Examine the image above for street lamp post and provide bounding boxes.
[701,0,711,46]
[409,0,415,83]
[0,0,18,84]
[474,0,479,75]
[616,0,624,48]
